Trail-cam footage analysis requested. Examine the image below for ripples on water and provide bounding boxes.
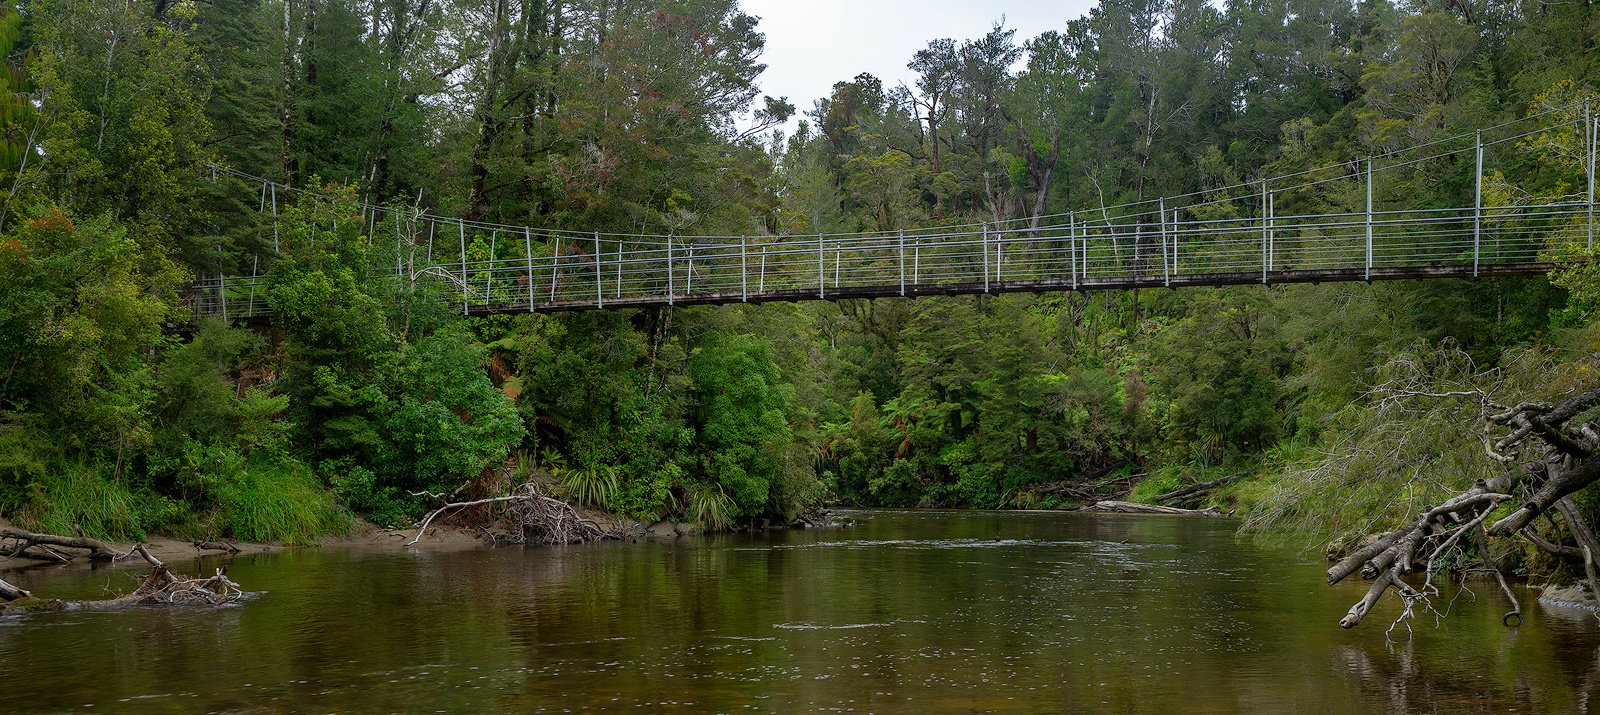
[3,509,1599,713]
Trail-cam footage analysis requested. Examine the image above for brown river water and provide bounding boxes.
[3,509,1599,713]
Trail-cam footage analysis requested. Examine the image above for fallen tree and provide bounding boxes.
[1152,469,1254,507]
[1,527,121,561]
[1330,384,1600,630]
[1084,500,1224,517]
[1,544,245,612]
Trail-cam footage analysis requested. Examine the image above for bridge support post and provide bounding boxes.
[525,228,534,310]
[459,221,469,315]
[594,231,602,309]
[1365,158,1373,281]
[899,230,905,296]
[1474,131,1482,277]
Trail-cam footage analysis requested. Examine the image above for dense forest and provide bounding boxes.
[0,0,1597,578]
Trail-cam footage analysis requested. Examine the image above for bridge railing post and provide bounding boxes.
[741,235,748,302]
[487,229,497,304]
[1171,208,1180,276]
[394,208,403,279]
[270,184,280,253]
[1260,180,1268,284]
[550,233,560,304]
[899,229,906,296]
[525,228,534,310]
[759,245,767,293]
[1474,130,1483,276]
[1588,99,1596,251]
[1069,213,1078,290]
[1160,199,1170,288]
[982,223,990,293]
[818,234,825,300]
[248,255,258,316]
[995,233,1003,286]
[615,239,622,299]
[459,220,469,315]
[667,232,674,306]
[1365,158,1374,281]
[594,231,603,309]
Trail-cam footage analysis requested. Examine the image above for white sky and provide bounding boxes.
[739,0,1100,134]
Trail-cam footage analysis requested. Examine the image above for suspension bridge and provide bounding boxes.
[185,102,1599,320]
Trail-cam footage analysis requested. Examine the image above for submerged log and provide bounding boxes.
[1084,500,1224,517]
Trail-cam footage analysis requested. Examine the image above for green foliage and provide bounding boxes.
[689,333,794,518]
[23,463,151,541]
[382,324,526,494]
[563,465,619,510]
[182,440,347,544]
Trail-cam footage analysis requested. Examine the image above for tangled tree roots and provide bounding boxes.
[1333,385,1600,630]
[1,544,245,612]
[408,482,617,547]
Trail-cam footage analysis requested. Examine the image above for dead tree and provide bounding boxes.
[1331,386,1600,629]
[408,481,616,547]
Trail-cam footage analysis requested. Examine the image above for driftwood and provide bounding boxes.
[1331,384,1600,630]
[1035,472,1146,502]
[1084,500,1224,517]
[0,576,30,601]
[0,544,245,613]
[409,481,617,547]
[193,540,242,554]
[1,527,120,561]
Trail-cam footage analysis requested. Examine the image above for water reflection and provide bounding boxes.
[3,510,1600,713]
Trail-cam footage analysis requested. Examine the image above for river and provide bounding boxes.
[2,510,1597,713]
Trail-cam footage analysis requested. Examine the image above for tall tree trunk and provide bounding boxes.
[467,0,511,220]
[280,0,297,185]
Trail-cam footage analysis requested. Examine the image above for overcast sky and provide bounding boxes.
[739,0,1100,133]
